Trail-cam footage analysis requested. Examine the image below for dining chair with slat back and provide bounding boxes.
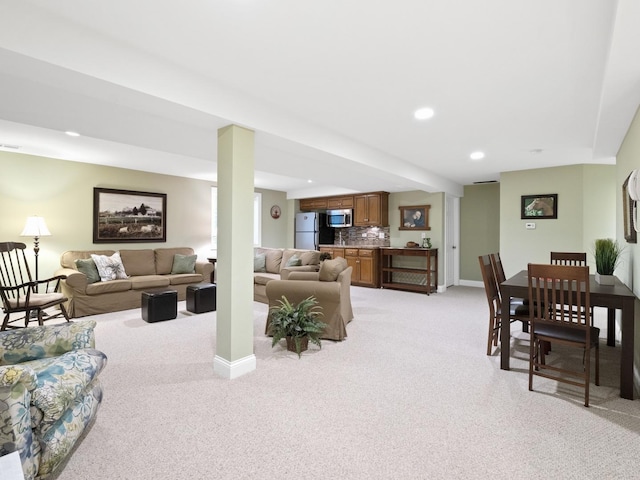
[550,251,593,320]
[0,241,70,330]
[527,263,600,407]
[550,252,587,266]
[479,254,530,355]
[490,252,525,304]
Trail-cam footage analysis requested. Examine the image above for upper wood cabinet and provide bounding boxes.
[326,196,354,209]
[299,197,328,211]
[354,192,389,226]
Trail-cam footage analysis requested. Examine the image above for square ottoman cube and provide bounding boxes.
[186,283,217,314]
[142,288,178,322]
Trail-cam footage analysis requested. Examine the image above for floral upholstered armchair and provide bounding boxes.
[0,320,107,479]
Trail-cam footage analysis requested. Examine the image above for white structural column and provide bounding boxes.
[213,125,256,379]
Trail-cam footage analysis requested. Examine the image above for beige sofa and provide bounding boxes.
[265,257,354,341]
[55,247,213,318]
[253,247,321,303]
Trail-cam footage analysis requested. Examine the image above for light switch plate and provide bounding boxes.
[526,222,536,229]
[379,232,385,239]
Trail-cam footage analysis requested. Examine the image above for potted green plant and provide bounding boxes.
[269,295,327,357]
[594,238,623,285]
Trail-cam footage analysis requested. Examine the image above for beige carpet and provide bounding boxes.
[51,286,640,480]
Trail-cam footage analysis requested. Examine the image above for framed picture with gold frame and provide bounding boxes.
[399,205,431,231]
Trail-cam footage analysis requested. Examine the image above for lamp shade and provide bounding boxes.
[20,216,51,237]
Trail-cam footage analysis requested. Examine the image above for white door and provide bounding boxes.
[445,195,460,287]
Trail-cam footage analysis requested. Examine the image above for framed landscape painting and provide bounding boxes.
[520,194,558,219]
[93,187,167,243]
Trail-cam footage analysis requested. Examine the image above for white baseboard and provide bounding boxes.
[213,354,256,379]
[459,279,484,288]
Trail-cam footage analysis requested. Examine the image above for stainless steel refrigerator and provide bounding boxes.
[295,212,335,250]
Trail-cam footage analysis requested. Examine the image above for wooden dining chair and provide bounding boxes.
[479,255,530,355]
[550,251,587,266]
[527,263,600,407]
[550,251,593,319]
[490,252,526,304]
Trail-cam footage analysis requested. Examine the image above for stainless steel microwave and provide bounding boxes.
[326,209,352,228]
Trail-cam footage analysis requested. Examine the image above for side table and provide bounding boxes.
[207,258,217,283]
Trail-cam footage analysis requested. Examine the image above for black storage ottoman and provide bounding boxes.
[141,288,178,322]
[186,283,217,314]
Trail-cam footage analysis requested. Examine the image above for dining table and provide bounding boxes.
[500,269,637,400]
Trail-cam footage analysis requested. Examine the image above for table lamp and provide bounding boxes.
[20,215,51,285]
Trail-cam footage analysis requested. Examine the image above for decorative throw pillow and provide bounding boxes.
[171,254,197,274]
[318,257,348,282]
[75,258,101,284]
[254,253,266,272]
[285,255,302,267]
[91,252,128,281]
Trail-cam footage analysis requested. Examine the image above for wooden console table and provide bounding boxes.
[380,247,437,294]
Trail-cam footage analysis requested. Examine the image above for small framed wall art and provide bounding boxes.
[399,205,431,231]
[520,194,558,219]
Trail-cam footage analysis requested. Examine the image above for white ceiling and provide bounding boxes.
[1,0,639,198]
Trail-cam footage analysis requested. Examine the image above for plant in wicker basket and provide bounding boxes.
[269,295,326,358]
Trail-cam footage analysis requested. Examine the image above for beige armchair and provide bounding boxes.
[265,258,354,341]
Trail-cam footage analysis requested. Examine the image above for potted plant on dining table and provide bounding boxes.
[593,238,623,285]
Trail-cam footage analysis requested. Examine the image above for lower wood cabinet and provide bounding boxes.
[319,246,345,260]
[345,248,379,287]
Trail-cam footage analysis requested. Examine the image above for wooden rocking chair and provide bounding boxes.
[0,241,70,330]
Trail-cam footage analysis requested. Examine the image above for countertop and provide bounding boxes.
[319,244,386,249]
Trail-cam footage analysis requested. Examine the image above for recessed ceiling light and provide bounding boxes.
[307,179,313,183]
[470,151,485,160]
[414,107,435,120]
[65,131,80,137]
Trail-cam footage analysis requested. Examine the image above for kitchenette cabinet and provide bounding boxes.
[299,197,328,211]
[326,195,354,209]
[319,246,345,261]
[345,248,379,287]
[354,192,389,227]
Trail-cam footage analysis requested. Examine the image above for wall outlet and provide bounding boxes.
[362,233,367,237]
[525,222,536,229]
[421,232,426,238]
[378,232,385,239]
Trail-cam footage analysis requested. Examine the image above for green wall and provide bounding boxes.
[0,152,289,281]
[616,105,640,290]
[498,164,615,278]
[460,183,500,282]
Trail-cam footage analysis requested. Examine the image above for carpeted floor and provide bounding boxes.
[52,285,640,479]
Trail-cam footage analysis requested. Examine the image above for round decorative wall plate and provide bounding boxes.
[270,205,281,219]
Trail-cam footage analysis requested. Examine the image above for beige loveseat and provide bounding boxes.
[55,247,213,317]
[253,247,321,303]
[265,257,354,341]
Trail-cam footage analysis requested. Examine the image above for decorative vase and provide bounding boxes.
[286,336,309,354]
[595,273,615,285]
